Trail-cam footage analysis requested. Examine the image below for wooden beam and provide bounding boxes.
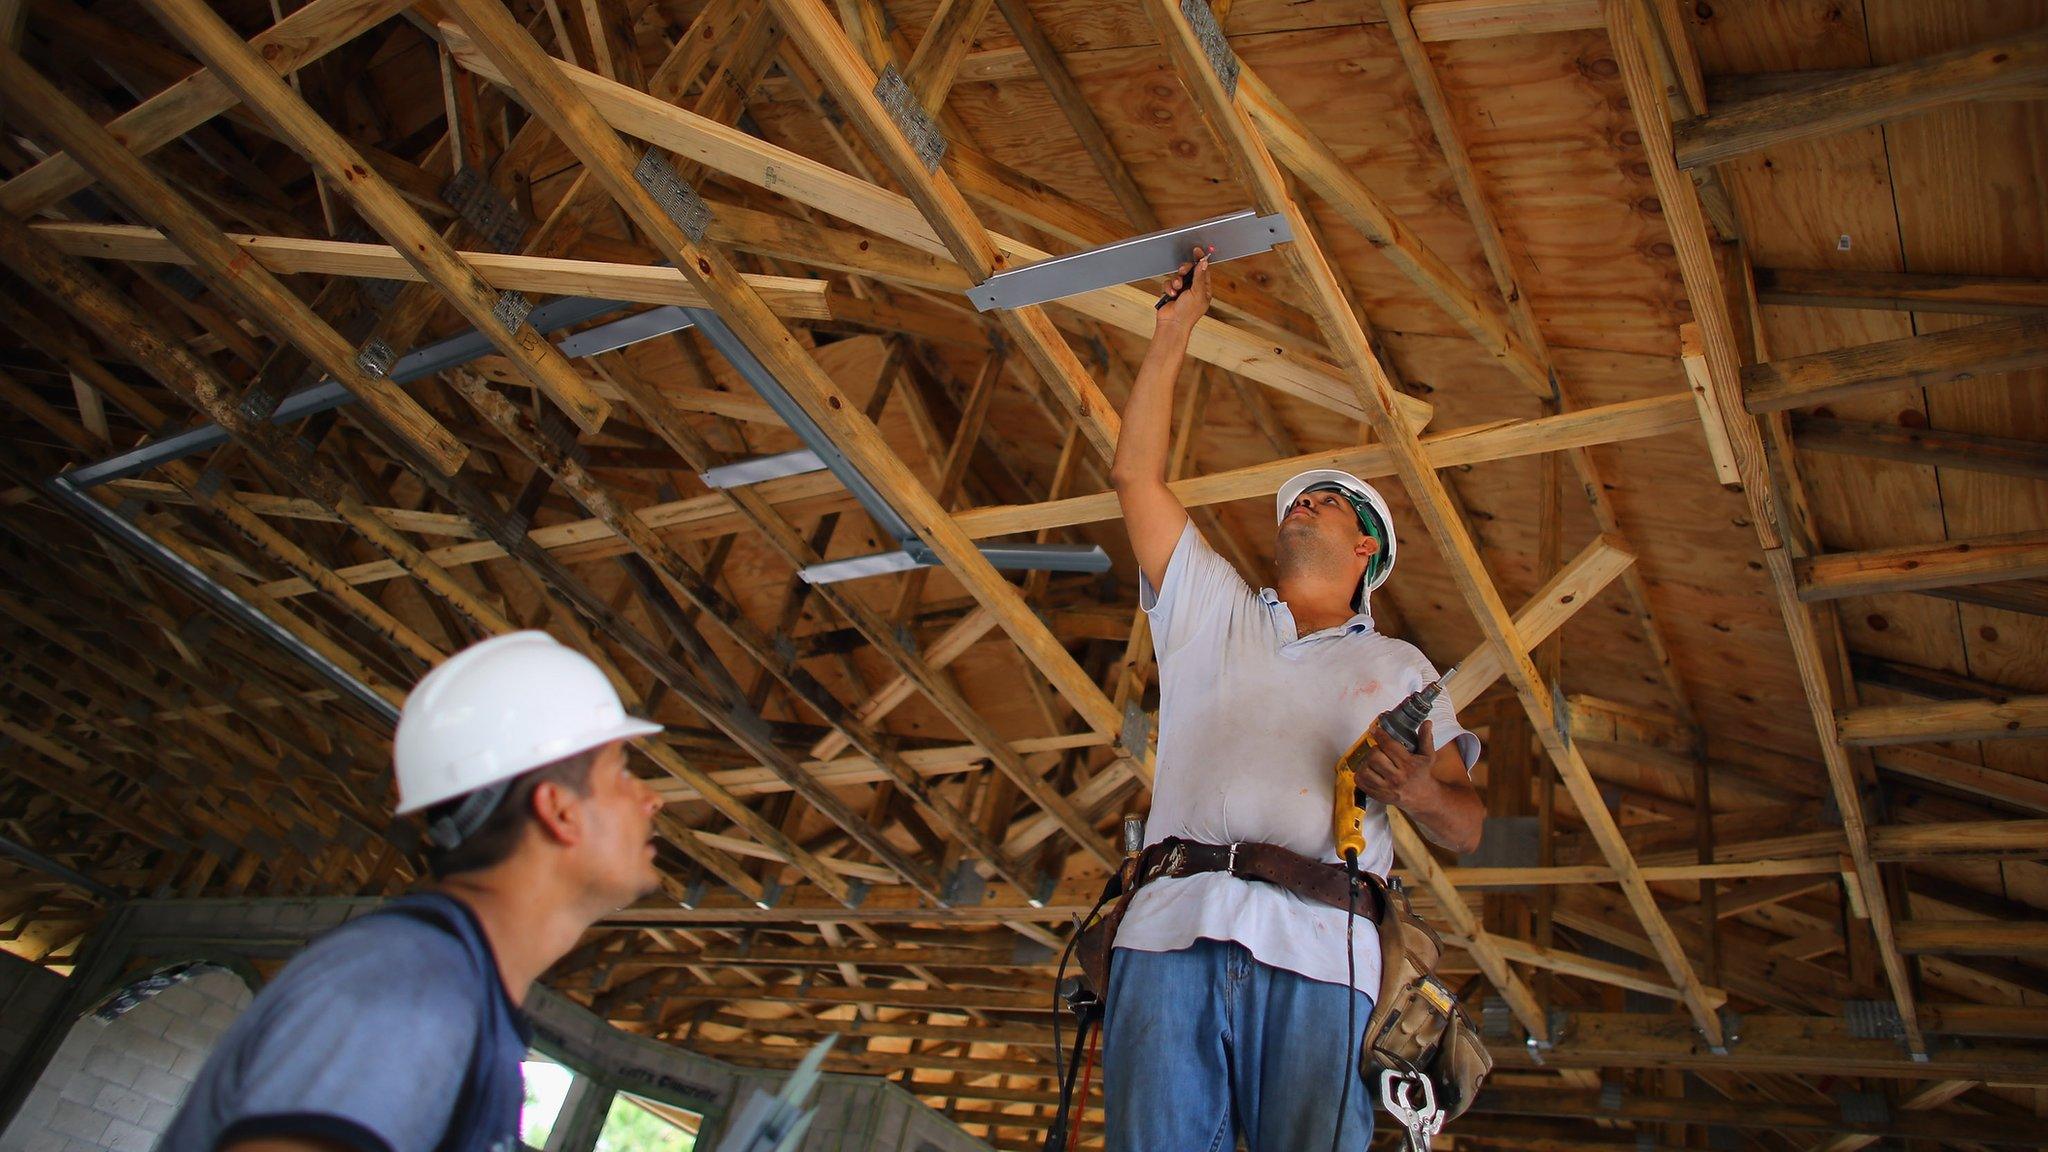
[29,223,833,320]
[1894,920,2048,958]
[1471,1086,2042,1144]
[1679,322,1742,486]
[435,23,1431,431]
[1917,578,2048,618]
[1872,746,2048,815]
[0,0,409,216]
[1447,535,1636,710]
[1408,0,1601,40]
[666,981,1046,1013]
[988,0,1156,232]
[1608,0,1927,1056]
[111,394,1692,605]
[1796,529,2048,601]
[1441,857,1842,886]
[1791,415,2048,481]
[1755,267,2048,317]
[0,50,469,476]
[1605,0,1780,541]
[1838,695,2048,746]
[955,392,1693,540]
[901,0,994,114]
[1868,820,2048,862]
[135,0,613,434]
[1743,312,2048,415]
[1444,931,1729,1008]
[1674,27,2048,169]
[1237,65,1549,396]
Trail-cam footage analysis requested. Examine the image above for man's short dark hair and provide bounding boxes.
[422,749,599,878]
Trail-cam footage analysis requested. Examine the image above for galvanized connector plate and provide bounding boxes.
[1181,0,1238,96]
[633,151,712,243]
[492,289,533,333]
[969,208,1291,312]
[354,338,396,379]
[873,65,946,171]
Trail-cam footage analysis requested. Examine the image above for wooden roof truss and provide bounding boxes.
[1,0,2045,1147]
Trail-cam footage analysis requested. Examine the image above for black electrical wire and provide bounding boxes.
[1331,851,1360,1152]
[1045,884,1116,1152]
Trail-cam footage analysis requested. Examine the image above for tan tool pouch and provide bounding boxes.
[1360,875,1493,1122]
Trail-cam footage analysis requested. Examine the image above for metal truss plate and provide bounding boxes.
[633,151,712,243]
[492,289,533,333]
[354,338,396,379]
[873,65,946,171]
[1181,0,1238,96]
[555,305,697,359]
[1844,999,1905,1040]
[969,208,1292,312]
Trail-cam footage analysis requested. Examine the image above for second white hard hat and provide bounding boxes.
[1274,469,1399,593]
[393,631,662,816]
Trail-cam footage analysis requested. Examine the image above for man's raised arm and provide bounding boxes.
[1109,249,1213,589]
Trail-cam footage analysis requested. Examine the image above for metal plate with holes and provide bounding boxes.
[633,152,712,243]
[874,66,946,171]
[555,306,697,358]
[968,209,1292,311]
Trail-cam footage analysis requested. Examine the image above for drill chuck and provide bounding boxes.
[1380,666,1456,754]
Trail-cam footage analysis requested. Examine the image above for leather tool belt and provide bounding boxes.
[1136,837,1387,923]
[1075,836,1382,997]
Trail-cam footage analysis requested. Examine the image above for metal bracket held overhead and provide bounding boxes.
[969,208,1292,312]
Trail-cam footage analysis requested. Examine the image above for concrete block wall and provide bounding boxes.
[0,952,67,1093]
[0,968,251,1152]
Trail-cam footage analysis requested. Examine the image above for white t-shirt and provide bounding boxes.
[1114,522,1480,995]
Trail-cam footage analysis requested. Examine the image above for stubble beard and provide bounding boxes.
[1273,520,1351,587]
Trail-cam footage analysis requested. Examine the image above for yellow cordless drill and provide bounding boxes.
[1333,668,1457,862]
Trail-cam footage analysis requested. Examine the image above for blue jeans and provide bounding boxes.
[1101,939,1376,1152]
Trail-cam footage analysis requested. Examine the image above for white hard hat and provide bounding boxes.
[1274,469,1398,593]
[394,631,661,816]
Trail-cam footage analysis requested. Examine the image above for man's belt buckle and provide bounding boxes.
[1226,841,1241,876]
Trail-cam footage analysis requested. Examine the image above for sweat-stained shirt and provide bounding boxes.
[1113,521,1480,995]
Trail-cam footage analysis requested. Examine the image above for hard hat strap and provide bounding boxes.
[427,777,514,850]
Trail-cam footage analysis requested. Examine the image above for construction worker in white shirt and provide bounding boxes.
[1099,250,1486,1151]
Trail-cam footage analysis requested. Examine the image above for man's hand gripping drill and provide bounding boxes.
[1333,670,1457,861]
